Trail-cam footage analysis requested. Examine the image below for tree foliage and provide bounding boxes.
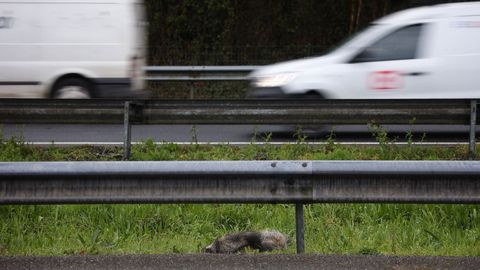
[145,0,477,65]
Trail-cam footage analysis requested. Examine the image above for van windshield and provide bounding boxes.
[329,24,383,54]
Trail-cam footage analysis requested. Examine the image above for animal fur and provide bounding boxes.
[205,230,288,254]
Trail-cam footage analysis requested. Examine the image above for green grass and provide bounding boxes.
[0,129,479,256]
[1,204,479,256]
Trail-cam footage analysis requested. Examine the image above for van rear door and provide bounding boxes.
[0,3,43,97]
[431,16,480,98]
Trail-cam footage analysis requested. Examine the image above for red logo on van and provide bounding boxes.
[368,70,403,90]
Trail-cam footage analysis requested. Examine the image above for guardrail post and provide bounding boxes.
[295,203,305,254]
[469,100,477,160]
[189,82,195,99]
[123,101,132,160]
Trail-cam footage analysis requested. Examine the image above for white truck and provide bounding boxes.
[0,0,146,98]
[249,2,480,99]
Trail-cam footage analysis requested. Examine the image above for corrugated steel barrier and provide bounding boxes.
[0,99,477,159]
[144,66,257,81]
[2,160,479,204]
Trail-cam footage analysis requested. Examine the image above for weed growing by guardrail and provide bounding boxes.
[0,131,40,161]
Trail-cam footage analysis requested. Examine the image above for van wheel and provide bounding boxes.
[52,78,92,99]
[300,90,328,135]
[304,90,324,99]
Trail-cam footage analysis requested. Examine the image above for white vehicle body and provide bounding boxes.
[0,0,146,98]
[249,2,480,99]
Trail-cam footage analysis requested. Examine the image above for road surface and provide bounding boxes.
[1,254,479,270]
[2,124,475,145]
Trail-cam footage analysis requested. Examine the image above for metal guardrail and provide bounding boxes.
[0,99,474,125]
[0,99,477,159]
[2,160,479,204]
[2,160,480,253]
[144,66,258,81]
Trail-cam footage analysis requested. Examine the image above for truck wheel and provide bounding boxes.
[52,78,92,99]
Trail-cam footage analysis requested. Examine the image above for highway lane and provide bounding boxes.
[1,124,476,145]
[1,254,479,270]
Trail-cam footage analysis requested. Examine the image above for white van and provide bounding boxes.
[0,0,146,98]
[249,2,480,99]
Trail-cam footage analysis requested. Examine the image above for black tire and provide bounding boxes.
[297,90,329,135]
[304,90,324,99]
[51,78,92,99]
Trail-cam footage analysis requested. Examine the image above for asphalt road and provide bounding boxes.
[2,124,476,145]
[1,255,479,270]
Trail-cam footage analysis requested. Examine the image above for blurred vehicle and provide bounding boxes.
[248,2,480,99]
[0,0,146,98]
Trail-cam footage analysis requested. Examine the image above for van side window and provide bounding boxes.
[350,24,423,63]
